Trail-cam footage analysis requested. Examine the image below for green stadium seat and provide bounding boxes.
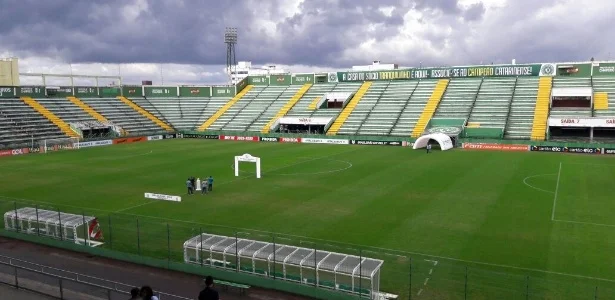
[433,78,483,119]
[504,77,539,139]
[390,80,438,136]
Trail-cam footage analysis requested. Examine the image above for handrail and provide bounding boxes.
[0,254,191,300]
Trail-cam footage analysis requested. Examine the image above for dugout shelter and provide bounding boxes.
[4,207,104,247]
[183,232,383,297]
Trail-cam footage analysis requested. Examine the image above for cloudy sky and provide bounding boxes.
[1,0,613,85]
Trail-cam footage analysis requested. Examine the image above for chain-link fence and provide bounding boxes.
[1,199,614,300]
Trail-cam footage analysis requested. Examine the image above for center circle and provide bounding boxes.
[230,156,353,176]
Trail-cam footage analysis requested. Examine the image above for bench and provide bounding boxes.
[215,280,250,296]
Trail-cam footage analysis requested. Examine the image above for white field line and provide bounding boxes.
[522,174,556,194]
[553,219,615,228]
[418,259,438,296]
[114,147,359,212]
[551,162,562,221]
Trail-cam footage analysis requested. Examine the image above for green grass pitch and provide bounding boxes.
[2,139,615,299]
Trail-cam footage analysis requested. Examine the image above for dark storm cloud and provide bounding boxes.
[0,0,475,67]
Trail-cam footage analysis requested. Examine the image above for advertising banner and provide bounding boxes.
[279,117,333,126]
[212,87,234,97]
[350,140,402,146]
[548,117,615,128]
[179,86,211,97]
[163,134,176,139]
[603,148,615,155]
[462,143,529,152]
[292,74,315,85]
[183,134,219,139]
[144,193,181,202]
[0,87,17,98]
[248,76,269,86]
[279,137,301,143]
[77,140,113,148]
[18,86,45,98]
[122,86,143,97]
[75,87,98,97]
[593,63,615,76]
[530,145,600,154]
[301,138,349,145]
[336,64,549,82]
[269,74,291,86]
[260,137,279,142]
[219,135,259,142]
[144,86,178,97]
[147,135,163,141]
[0,148,30,157]
[113,137,147,144]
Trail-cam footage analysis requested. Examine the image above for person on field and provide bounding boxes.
[208,176,214,192]
[201,178,208,195]
[426,143,432,154]
[190,176,196,190]
[198,276,219,300]
[186,178,193,195]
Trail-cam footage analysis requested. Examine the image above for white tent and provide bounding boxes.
[413,133,454,151]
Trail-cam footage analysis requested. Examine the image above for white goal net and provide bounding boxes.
[38,137,80,153]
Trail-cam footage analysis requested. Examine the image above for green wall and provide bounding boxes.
[122,86,143,97]
[212,86,234,97]
[292,74,314,85]
[75,87,98,97]
[179,87,211,97]
[144,86,178,97]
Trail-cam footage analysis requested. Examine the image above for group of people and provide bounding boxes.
[128,286,159,300]
[186,176,214,195]
[127,276,219,300]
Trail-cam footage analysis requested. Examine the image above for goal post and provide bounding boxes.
[39,137,80,153]
[235,153,261,178]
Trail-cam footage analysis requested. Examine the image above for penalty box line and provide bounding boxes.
[551,162,615,228]
[551,162,562,221]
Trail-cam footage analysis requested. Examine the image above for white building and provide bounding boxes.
[351,60,398,71]
[226,61,287,84]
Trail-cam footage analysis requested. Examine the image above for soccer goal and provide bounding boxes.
[38,137,80,153]
[235,153,261,178]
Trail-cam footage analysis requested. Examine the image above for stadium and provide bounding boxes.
[3,56,615,299]
[2,4,615,299]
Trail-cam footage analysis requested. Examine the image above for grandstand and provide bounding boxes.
[3,61,615,148]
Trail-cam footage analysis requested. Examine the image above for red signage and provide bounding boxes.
[113,137,147,144]
[219,135,259,142]
[0,148,30,157]
[463,143,529,152]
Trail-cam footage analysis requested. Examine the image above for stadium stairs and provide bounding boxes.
[530,77,553,141]
[116,96,174,132]
[594,92,609,110]
[20,97,79,138]
[261,83,312,133]
[411,79,450,138]
[326,81,372,135]
[307,96,322,110]
[197,85,254,131]
[67,96,109,123]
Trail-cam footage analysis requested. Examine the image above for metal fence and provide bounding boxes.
[0,254,190,300]
[2,199,615,300]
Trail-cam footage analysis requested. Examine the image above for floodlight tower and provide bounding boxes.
[225,27,238,85]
